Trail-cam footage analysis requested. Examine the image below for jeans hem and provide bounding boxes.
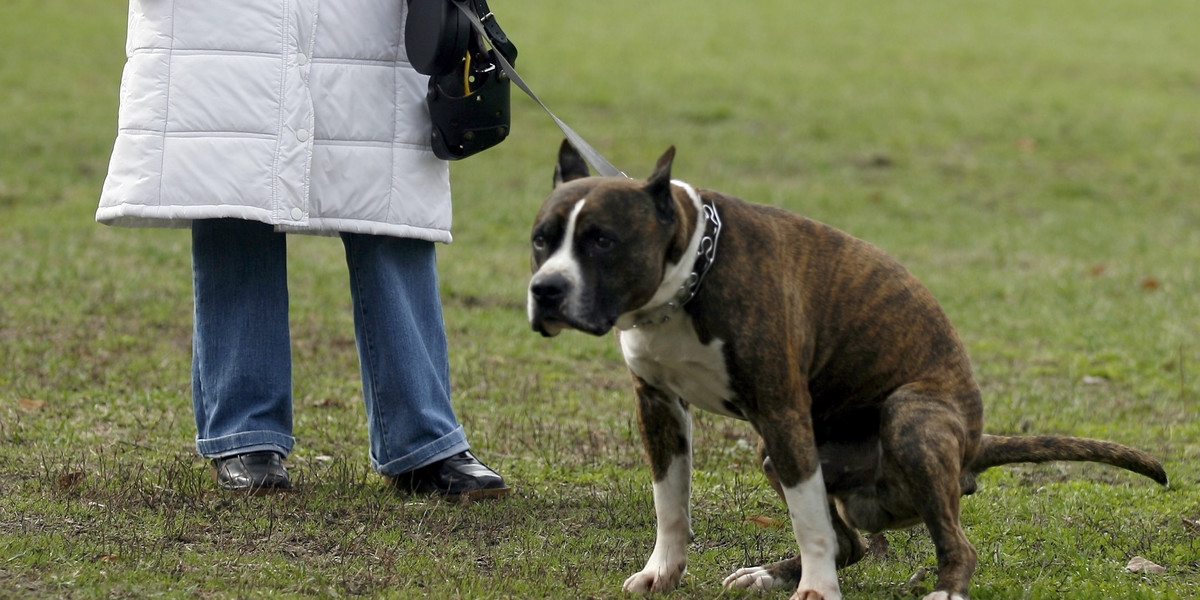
[372,425,468,476]
[197,431,295,459]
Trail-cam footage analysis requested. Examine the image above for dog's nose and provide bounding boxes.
[530,273,569,305]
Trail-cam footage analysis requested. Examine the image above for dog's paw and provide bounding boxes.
[791,586,842,600]
[622,563,686,595]
[921,593,965,600]
[723,565,785,591]
[789,575,842,600]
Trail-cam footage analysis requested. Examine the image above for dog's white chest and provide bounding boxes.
[618,316,739,418]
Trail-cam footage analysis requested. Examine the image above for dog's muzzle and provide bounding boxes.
[528,272,571,337]
[528,272,616,337]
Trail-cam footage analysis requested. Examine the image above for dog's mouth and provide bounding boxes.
[527,278,618,337]
[533,318,569,338]
[530,310,614,338]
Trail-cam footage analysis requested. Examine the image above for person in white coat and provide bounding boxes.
[97,0,509,500]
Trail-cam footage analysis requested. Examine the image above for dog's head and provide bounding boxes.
[527,141,694,337]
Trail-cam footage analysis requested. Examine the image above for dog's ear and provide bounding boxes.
[644,146,676,224]
[553,140,591,188]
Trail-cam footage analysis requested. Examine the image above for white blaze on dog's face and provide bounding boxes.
[526,197,588,337]
[528,142,692,337]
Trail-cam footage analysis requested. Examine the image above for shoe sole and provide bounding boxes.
[392,481,512,503]
[227,484,293,496]
[451,485,511,503]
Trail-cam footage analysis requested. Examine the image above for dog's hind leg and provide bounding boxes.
[622,379,694,594]
[878,386,979,600]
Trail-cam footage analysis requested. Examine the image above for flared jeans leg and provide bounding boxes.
[341,232,468,476]
[191,218,295,458]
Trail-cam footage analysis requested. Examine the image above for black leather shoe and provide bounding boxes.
[390,451,510,502]
[212,451,292,494]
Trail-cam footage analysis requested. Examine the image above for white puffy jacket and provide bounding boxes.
[97,0,452,242]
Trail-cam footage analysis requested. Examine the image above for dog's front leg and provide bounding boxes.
[758,401,842,600]
[622,379,693,594]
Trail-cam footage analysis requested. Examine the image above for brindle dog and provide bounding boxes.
[527,141,1167,600]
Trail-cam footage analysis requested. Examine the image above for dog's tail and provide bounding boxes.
[968,434,1168,487]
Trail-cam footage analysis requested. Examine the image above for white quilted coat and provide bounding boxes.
[97,0,452,242]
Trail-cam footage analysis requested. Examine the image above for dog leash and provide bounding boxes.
[452,0,627,178]
[454,1,726,327]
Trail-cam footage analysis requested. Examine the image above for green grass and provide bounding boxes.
[2,0,1198,598]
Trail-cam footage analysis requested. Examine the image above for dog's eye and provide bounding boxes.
[579,226,618,256]
[532,235,548,252]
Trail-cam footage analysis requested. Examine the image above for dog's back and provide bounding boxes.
[687,191,982,440]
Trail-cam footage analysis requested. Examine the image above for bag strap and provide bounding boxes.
[451,0,627,178]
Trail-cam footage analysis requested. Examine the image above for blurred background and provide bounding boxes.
[1,1,1197,598]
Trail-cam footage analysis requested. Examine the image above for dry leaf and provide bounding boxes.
[98,554,119,563]
[1017,137,1037,152]
[744,515,783,529]
[902,566,928,595]
[1125,556,1166,574]
[1183,517,1199,533]
[867,533,889,558]
[55,471,85,490]
[18,398,47,411]
[1140,277,1160,291]
[1089,263,1107,277]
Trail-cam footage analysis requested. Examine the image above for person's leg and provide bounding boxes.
[191,218,295,460]
[341,232,467,473]
[341,231,508,500]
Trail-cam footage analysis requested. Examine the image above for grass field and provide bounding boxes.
[2,0,1198,598]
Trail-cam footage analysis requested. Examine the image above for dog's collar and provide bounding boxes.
[627,195,722,329]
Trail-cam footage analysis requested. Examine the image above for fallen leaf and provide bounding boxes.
[1126,556,1166,574]
[55,471,85,490]
[1183,517,1198,533]
[98,554,119,563]
[18,398,47,411]
[744,515,783,529]
[1017,137,1037,152]
[1141,277,1160,291]
[902,566,928,595]
[867,533,889,558]
[1089,263,1107,277]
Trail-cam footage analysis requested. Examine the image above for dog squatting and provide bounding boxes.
[527,141,1167,600]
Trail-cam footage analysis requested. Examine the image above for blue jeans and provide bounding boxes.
[190,218,468,475]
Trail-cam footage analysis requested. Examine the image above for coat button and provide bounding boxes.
[296,128,310,142]
[296,53,308,66]
[290,208,303,220]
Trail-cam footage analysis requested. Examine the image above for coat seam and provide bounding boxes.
[269,0,291,222]
[157,2,179,208]
[303,1,319,220]
[131,47,409,67]
[387,2,409,227]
